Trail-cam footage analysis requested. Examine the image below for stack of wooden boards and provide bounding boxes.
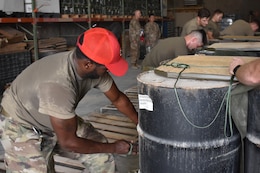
[100,86,139,114]
[0,26,68,57]
[155,55,259,81]
[27,37,68,59]
[0,26,26,54]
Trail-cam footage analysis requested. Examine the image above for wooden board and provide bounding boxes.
[100,86,139,114]
[83,112,138,143]
[207,42,260,51]
[219,35,260,42]
[155,55,259,81]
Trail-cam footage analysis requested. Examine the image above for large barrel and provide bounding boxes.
[137,71,241,173]
[245,87,260,173]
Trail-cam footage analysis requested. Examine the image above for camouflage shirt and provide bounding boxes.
[205,20,221,38]
[144,21,161,47]
[129,18,141,43]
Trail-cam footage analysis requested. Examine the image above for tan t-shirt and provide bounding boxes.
[220,19,254,36]
[1,50,113,133]
[181,17,204,36]
[142,37,189,68]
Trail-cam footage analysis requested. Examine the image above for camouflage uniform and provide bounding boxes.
[0,51,117,173]
[0,111,115,173]
[129,18,141,65]
[144,21,161,53]
[205,20,221,39]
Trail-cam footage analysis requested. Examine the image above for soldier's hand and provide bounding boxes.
[114,140,138,155]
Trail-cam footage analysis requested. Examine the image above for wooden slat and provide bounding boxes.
[55,165,83,173]
[0,162,5,172]
[85,112,134,123]
[97,130,138,142]
[124,86,138,94]
[208,42,260,51]
[83,111,138,143]
[85,116,136,128]
[155,55,258,81]
[91,122,137,136]
[54,155,85,171]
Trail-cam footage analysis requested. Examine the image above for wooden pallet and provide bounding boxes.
[0,112,138,172]
[83,112,138,143]
[100,86,139,114]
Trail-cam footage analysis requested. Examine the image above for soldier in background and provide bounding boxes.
[181,8,210,36]
[129,10,142,69]
[206,9,224,39]
[220,19,259,36]
[142,29,207,69]
[144,13,161,54]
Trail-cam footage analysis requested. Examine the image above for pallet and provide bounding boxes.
[100,86,139,114]
[83,112,138,143]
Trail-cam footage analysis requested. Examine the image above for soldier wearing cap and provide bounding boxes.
[0,27,138,173]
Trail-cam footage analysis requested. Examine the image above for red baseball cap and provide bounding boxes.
[77,27,128,76]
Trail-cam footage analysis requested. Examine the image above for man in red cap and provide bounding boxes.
[0,27,138,172]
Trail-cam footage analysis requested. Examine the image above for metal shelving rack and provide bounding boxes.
[0,0,164,59]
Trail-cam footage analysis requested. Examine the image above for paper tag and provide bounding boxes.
[138,94,153,111]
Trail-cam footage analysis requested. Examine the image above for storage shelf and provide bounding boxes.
[0,16,165,24]
[0,17,131,23]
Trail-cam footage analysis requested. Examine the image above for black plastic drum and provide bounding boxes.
[245,87,260,173]
[137,71,241,173]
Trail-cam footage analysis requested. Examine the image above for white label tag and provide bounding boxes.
[138,94,153,111]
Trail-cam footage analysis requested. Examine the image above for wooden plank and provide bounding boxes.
[85,116,136,128]
[85,112,134,122]
[90,122,137,136]
[155,55,259,81]
[219,35,260,42]
[55,165,83,173]
[54,155,85,170]
[124,86,138,94]
[0,162,5,172]
[0,43,27,54]
[0,26,24,43]
[97,130,138,142]
[207,42,260,51]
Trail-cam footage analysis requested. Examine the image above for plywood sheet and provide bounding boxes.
[155,55,258,81]
[219,35,260,42]
[208,42,260,51]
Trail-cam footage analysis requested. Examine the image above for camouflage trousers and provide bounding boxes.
[0,113,115,173]
[130,40,140,65]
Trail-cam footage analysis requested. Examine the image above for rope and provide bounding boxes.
[164,62,234,137]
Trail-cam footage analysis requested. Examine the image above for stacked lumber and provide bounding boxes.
[0,26,27,54]
[83,112,138,143]
[27,37,68,59]
[100,86,139,113]
[27,37,68,52]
